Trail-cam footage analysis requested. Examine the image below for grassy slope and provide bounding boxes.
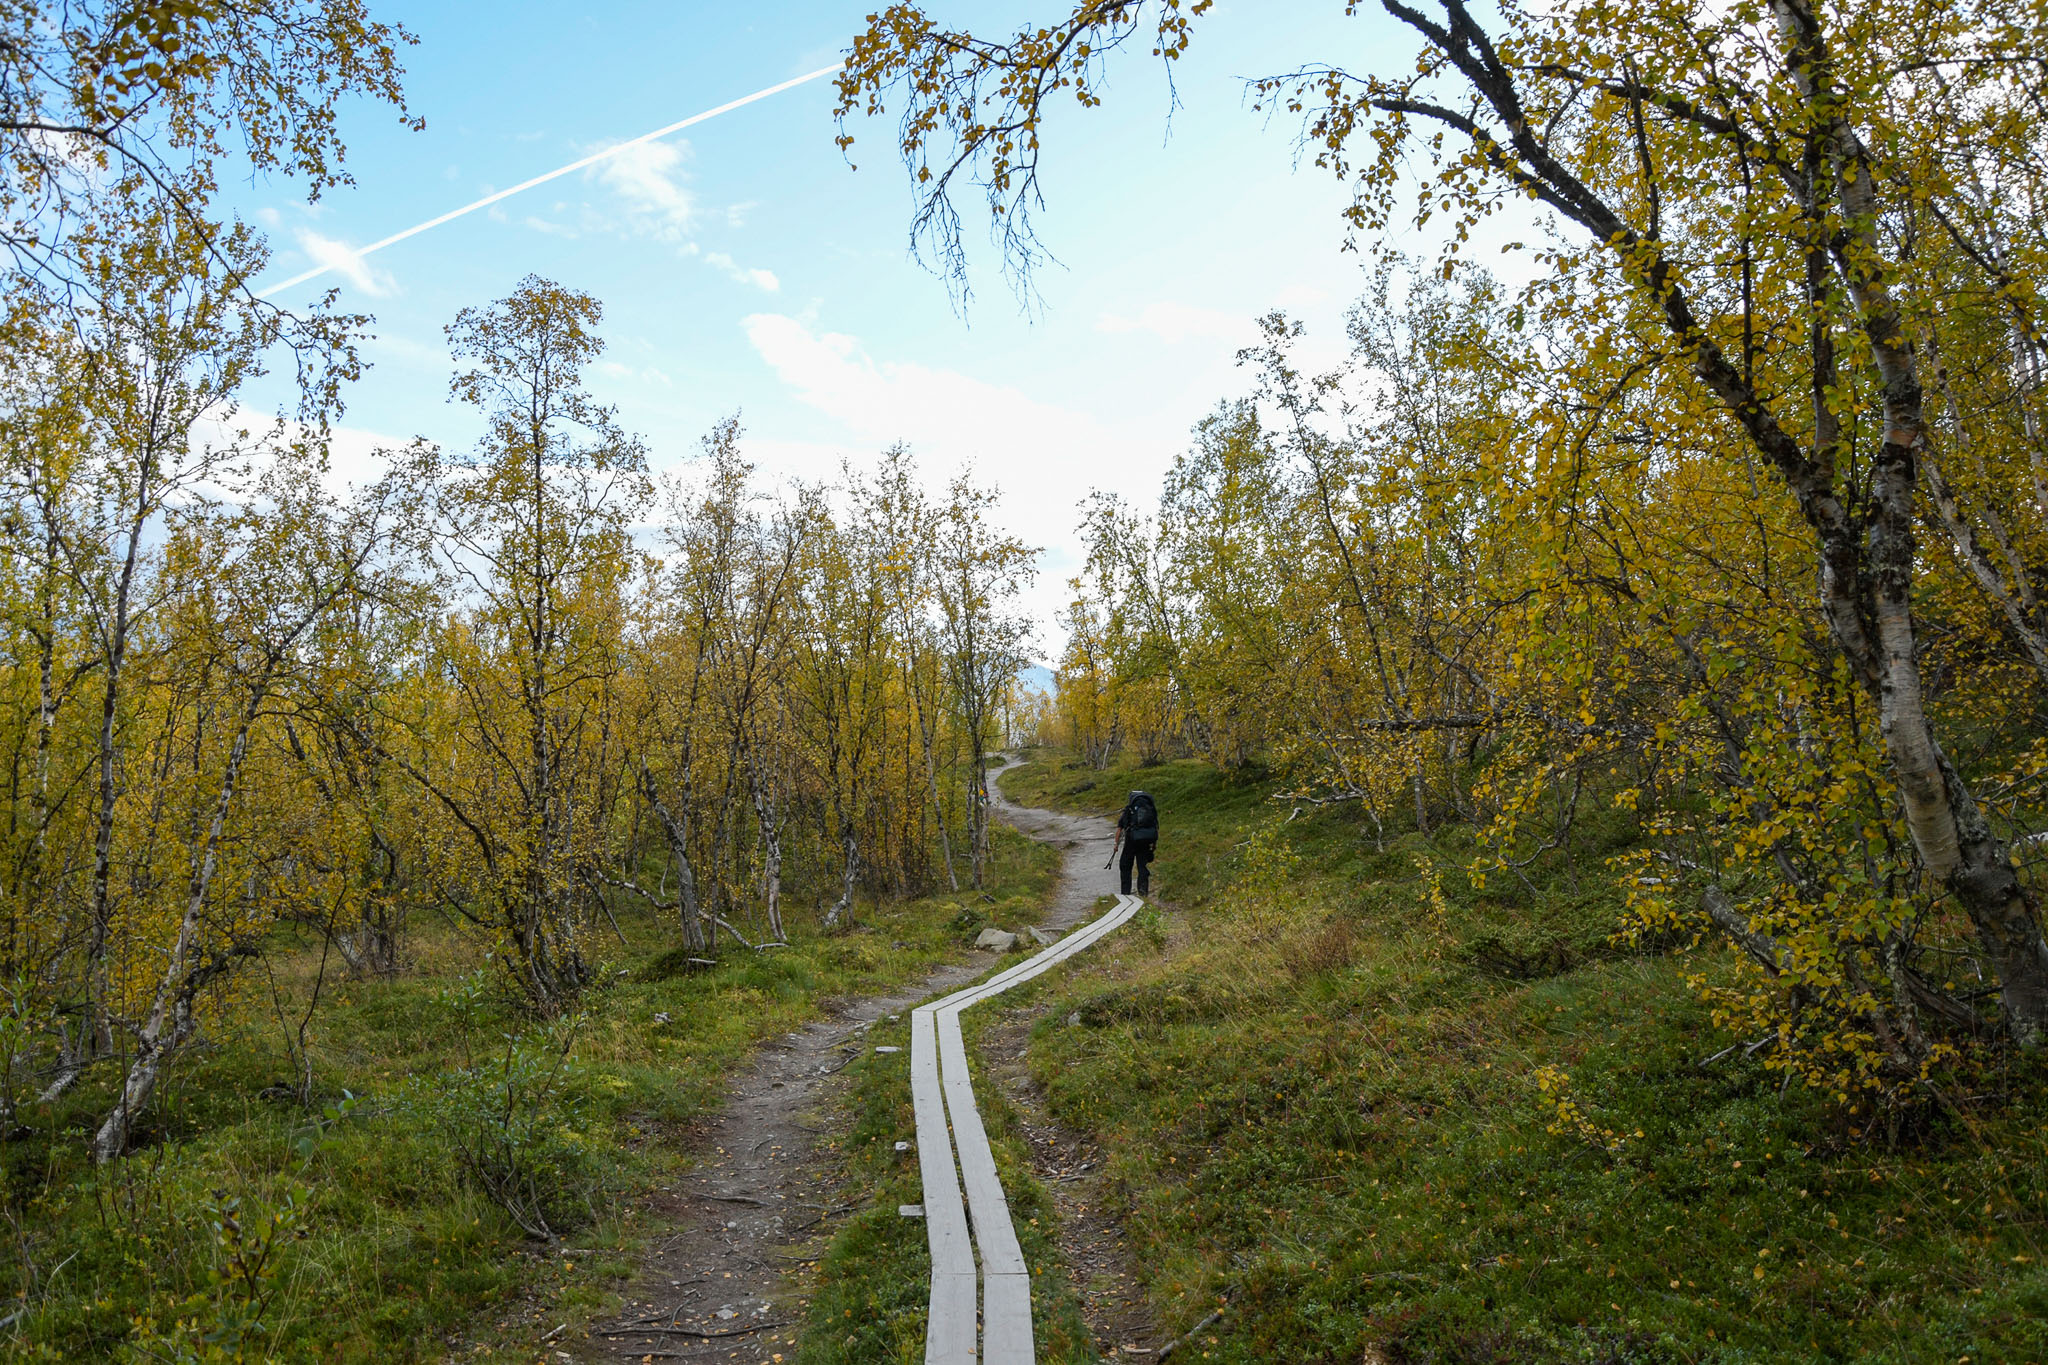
[0,825,1056,1363]
[998,750,2048,1365]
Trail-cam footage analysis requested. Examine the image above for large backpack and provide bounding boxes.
[1124,791,1158,840]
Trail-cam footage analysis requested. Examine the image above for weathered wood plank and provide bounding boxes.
[914,894,1143,1364]
[981,1272,1034,1365]
[936,1007,1027,1275]
[912,1007,977,1364]
[926,1271,978,1365]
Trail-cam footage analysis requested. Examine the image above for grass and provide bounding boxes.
[0,824,1056,1363]
[995,748,2048,1364]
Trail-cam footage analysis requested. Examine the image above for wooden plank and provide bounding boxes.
[916,894,1146,1365]
[940,894,1140,1014]
[911,1007,977,1365]
[929,894,1136,1012]
[925,1271,978,1365]
[936,1006,1027,1275]
[981,1273,1034,1365]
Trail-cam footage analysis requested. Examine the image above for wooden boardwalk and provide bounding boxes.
[912,893,1146,1364]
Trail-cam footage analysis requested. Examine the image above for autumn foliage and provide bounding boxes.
[845,0,2048,1115]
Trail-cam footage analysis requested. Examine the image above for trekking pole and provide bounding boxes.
[1104,828,1123,870]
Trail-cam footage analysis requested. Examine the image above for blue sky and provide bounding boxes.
[226,2,1435,658]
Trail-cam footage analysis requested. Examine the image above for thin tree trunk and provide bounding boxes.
[93,677,265,1162]
[823,827,859,929]
[640,765,704,952]
[745,737,785,943]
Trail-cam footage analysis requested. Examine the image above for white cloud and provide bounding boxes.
[741,313,1179,655]
[742,314,1099,460]
[295,230,395,297]
[1095,301,1254,345]
[187,407,408,502]
[597,360,674,389]
[592,139,696,240]
[706,251,779,291]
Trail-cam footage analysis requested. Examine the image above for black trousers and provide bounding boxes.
[1119,837,1156,896]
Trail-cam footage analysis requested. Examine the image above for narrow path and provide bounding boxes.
[980,765,1161,1359]
[550,757,1139,1365]
[913,891,1144,1364]
[573,966,978,1365]
[901,761,1158,1364]
[980,1015,1161,1359]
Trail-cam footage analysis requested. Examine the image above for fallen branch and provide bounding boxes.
[597,1320,789,1340]
[707,914,758,950]
[787,1201,860,1232]
[1699,885,1794,976]
[1155,1304,1227,1361]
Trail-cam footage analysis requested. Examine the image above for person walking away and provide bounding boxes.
[1116,790,1159,898]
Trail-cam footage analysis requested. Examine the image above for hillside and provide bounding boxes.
[988,753,2048,1363]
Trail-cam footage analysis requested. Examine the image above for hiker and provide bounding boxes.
[1114,790,1158,898]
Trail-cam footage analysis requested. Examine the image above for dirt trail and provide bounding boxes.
[983,770,1164,1359]
[544,760,1146,1365]
[565,967,977,1364]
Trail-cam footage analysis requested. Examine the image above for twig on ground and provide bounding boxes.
[597,1320,789,1340]
[1155,1304,1227,1360]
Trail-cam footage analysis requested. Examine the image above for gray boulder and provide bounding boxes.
[974,926,1020,952]
[1027,926,1060,946]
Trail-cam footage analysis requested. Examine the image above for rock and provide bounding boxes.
[874,1045,901,1054]
[1066,1011,1083,1028]
[1027,926,1060,946]
[975,926,1020,951]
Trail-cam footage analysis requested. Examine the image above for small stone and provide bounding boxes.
[1027,926,1060,946]
[899,1204,926,1218]
[875,1045,901,1054]
[895,1140,912,1152]
[975,926,1020,951]
[1066,1011,1083,1027]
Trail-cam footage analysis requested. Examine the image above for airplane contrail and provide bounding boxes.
[256,63,842,300]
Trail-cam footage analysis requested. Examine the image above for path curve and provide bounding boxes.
[914,758,1140,1364]
[567,757,1126,1365]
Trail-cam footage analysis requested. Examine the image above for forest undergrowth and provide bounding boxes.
[0,824,1054,1362]
[996,752,2048,1365]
